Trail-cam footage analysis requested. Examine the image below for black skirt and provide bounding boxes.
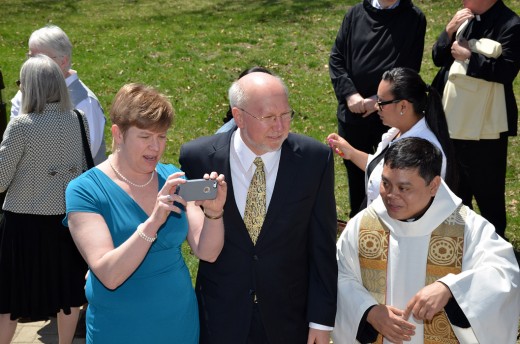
[0,211,87,320]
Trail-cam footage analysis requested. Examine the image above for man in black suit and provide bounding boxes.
[179,72,338,344]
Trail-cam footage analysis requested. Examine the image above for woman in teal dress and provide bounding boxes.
[64,83,227,343]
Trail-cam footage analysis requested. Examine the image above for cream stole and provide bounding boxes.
[358,206,465,344]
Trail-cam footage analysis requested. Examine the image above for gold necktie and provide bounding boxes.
[244,157,266,244]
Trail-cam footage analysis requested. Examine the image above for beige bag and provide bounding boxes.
[442,20,508,140]
[468,38,502,58]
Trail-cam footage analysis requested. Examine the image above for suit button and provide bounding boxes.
[249,289,259,303]
[253,255,259,261]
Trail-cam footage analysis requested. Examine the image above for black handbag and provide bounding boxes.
[74,109,95,170]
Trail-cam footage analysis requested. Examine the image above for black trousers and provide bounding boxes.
[452,135,508,238]
[338,115,388,218]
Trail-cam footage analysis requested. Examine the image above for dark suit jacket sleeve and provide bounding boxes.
[306,146,338,327]
[179,143,197,178]
[179,134,218,179]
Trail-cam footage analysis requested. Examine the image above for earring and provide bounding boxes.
[116,145,121,152]
[400,111,403,116]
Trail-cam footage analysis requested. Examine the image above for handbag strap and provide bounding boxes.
[358,146,388,212]
[74,109,95,169]
[358,134,398,212]
[366,145,389,183]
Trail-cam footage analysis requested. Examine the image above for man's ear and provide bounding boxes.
[429,175,442,196]
[60,55,70,72]
[232,107,244,128]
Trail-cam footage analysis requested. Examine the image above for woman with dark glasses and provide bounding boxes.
[328,67,457,211]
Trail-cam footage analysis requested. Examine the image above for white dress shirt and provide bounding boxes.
[371,0,400,9]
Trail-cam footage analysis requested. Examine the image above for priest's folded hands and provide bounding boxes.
[367,304,416,343]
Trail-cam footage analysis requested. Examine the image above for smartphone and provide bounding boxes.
[177,179,217,202]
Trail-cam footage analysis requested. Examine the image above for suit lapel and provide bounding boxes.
[208,132,232,182]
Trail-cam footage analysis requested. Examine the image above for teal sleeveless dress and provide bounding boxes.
[65,163,198,343]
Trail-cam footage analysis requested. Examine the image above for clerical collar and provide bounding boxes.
[401,197,434,222]
[371,0,400,9]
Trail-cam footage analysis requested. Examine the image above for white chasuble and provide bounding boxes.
[358,204,463,343]
[333,181,520,344]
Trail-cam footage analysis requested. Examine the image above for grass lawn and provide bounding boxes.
[1,0,519,274]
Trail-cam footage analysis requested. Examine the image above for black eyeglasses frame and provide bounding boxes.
[376,99,402,111]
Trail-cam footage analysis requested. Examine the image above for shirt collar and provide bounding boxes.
[475,0,502,23]
[65,71,78,86]
[233,128,281,174]
[371,0,400,9]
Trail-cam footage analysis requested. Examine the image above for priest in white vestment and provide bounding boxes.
[333,137,519,344]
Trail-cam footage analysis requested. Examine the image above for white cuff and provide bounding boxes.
[309,322,334,331]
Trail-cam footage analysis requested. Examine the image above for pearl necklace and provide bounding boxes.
[108,157,155,188]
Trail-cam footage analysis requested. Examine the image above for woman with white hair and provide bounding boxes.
[0,54,89,344]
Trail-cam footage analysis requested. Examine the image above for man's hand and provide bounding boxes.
[346,93,367,115]
[403,282,453,321]
[446,8,474,38]
[451,39,472,61]
[363,97,377,116]
[367,304,416,343]
[307,328,331,344]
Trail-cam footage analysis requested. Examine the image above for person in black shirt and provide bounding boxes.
[329,0,426,218]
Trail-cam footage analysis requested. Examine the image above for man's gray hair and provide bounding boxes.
[28,25,72,70]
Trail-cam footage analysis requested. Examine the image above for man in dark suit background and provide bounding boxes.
[179,72,338,344]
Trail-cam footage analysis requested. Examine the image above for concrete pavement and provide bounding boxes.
[12,308,86,344]
[12,318,85,344]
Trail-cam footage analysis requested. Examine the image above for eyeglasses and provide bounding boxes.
[238,108,295,123]
[376,99,402,111]
[26,53,61,60]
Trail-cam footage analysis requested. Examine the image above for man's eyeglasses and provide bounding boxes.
[26,53,60,60]
[238,108,295,123]
[376,99,401,111]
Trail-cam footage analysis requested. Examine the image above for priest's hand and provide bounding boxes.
[367,304,416,343]
[445,8,474,38]
[451,40,471,62]
[403,281,453,321]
